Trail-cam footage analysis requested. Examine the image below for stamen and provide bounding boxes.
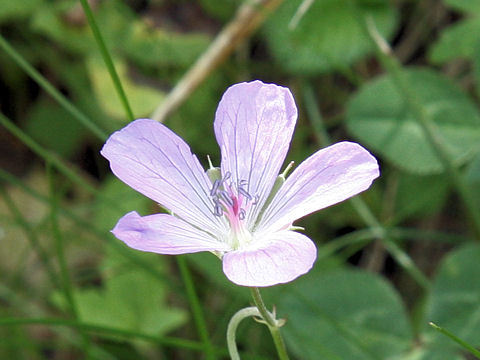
[214,203,223,217]
[218,190,234,207]
[238,186,252,200]
[239,208,246,220]
[209,172,258,223]
[210,179,221,196]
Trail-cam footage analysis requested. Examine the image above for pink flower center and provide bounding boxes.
[210,172,258,248]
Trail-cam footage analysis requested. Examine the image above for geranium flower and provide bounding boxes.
[101,81,379,287]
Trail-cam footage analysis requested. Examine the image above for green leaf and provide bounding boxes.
[87,57,165,121]
[94,175,152,231]
[423,243,480,353]
[429,18,480,64]
[198,0,239,20]
[121,22,210,69]
[392,172,449,223]
[74,258,186,338]
[168,74,224,157]
[0,0,43,23]
[390,348,463,360]
[346,68,480,174]
[24,100,87,158]
[30,0,134,55]
[263,0,398,75]
[278,268,412,360]
[52,247,186,340]
[444,0,480,14]
[30,1,94,54]
[429,0,480,65]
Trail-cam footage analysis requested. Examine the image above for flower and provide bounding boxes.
[101,80,379,287]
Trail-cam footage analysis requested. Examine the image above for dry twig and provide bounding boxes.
[151,0,284,122]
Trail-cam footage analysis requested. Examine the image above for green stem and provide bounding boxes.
[47,165,93,358]
[0,187,59,288]
[176,256,216,360]
[79,0,134,122]
[0,34,107,141]
[349,197,431,290]
[0,112,126,213]
[302,82,330,148]
[250,287,290,360]
[363,16,480,240]
[0,168,175,291]
[47,165,78,318]
[429,322,480,359]
[226,307,260,360]
[0,317,218,353]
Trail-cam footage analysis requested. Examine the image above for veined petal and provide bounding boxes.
[214,81,297,224]
[112,211,229,254]
[258,142,379,233]
[101,119,225,234]
[222,231,317,287]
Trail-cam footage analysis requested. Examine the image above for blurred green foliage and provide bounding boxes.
[1,0,480,359]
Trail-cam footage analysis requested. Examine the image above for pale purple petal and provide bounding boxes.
[222,231,317,287]
[112,211,229,254]
[214,81,297,225]
[101,119,226,235]
[258,142,380,233]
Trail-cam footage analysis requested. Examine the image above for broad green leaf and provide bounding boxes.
[278,268,412,360]
[263,0,398,75]
[423,243,480,354]
[346,68,480,174]
[121,22,210,69]
[0,0,43,23]
[52,246,186,339]
[429,0,480,64]
[74,256,186,338]
[392,172,449,224]
[87,57,165,121]
[429,18,480,64]
[25,100,87,158]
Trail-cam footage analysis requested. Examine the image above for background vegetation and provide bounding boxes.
[1,0,480,359]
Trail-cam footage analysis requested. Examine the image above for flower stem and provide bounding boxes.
[250,287,290,360]
[226,307,260,360]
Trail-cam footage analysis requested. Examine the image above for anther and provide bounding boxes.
[219,190,234,207]
[214,203,223,217]
[239,208,246,220]
[210,179,221,196]
[238,187,252,200]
